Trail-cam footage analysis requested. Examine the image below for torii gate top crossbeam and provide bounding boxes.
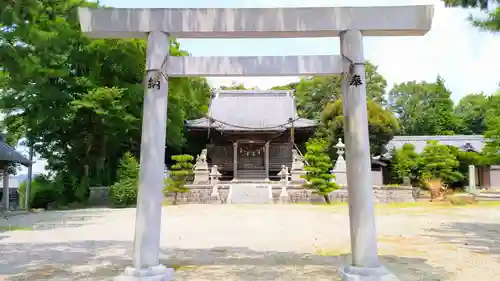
[78,6,434,39]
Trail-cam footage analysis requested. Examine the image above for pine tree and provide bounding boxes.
[302,138,339,204]
[165,154,194,204]
[419,140,462,185]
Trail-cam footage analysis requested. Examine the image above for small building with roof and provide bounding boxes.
[185,90,316,181]
[386,135,500,189]
[0,135,31,210]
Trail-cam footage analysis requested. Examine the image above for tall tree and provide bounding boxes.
[0,0,211,203]
[442,0,500,32]
[483,90,500,164]
[279,61,387,120]
[320,99,399,156]
[454,93,489,134]
[389,76,458,136]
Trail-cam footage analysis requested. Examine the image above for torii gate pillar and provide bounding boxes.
[78,5,434,281]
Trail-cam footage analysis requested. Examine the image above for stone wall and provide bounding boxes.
[164,185,231,204]
[168,184,416,204]
[271,186,415,204]
[90,184,415,206]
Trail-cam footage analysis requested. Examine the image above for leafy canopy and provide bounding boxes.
[419,140,462,184]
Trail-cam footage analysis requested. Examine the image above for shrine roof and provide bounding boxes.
[0,136,31,167]
[185,90,317,131]
[386,135,485,153]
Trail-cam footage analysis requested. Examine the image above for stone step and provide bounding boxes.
[229,184,271,204]
[237,169,266,180]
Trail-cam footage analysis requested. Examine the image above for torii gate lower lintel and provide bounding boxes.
[77,6,434,281]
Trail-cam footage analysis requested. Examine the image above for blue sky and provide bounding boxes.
[21,0,500,175]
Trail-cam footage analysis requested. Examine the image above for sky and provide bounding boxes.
[18,0,500,175]
[97,0,500,100]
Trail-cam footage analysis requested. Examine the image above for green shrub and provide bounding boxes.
[164,154,194,204]
[302,138,339,204]
[108,152,139,207]
[109,177,138,207]
[18,175,64,209]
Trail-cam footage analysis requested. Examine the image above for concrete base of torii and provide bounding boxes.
[340,266,399,281]
[115,265,174,281]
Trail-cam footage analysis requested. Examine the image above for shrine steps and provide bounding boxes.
[236,169,267,181]
[229,183,271,204]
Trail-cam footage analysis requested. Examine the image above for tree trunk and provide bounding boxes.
[323,194,331,204]
[173,192,178,205]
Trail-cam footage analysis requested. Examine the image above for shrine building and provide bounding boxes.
[185,90,316,181]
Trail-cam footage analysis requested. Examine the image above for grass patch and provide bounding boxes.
[296,202,347,206]
[0,225,33,231]
[167,264,199,271]
[314,246,349,256]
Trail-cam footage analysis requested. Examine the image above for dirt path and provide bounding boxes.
[0,204,499,280]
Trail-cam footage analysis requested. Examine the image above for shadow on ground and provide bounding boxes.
[426,221,500,259]
[0,241,451,281]
[0,208,113,232]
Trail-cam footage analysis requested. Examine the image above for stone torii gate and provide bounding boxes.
[78,5,433,281]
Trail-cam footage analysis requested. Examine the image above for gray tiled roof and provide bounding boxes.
[185,90,317,131]
[0,140,31,166]
[386,135,485,153]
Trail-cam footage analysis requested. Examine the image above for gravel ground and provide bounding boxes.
[1,204,500,281]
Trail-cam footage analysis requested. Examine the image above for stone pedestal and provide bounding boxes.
[116,265,174,281]
[467,164,479,195]
[209,165,222,204]
[279,181,289,204]
[340,266,399,281]
[193,170,209,184]
[88,186,110,206]
[331,138,347,186]
[290,170,306,183]
[193,149,210,184]
[290,149,306,184]
[278,165,290,204]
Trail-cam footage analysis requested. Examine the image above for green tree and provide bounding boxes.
[391,144,420,183]
[419,140,462,185]
[482,90,500,164]
[0,0,211,205]
[443,0,500,32]
[454,93,489,134]
[302,138,339,204]
[219,83,256,90]
[108,152,139,207]
[283,61,387,120]
[389,76,458,136]
[447,145,483,187]
[165,154,194,204]
[271,82,299,91]
[320,99,399,156]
